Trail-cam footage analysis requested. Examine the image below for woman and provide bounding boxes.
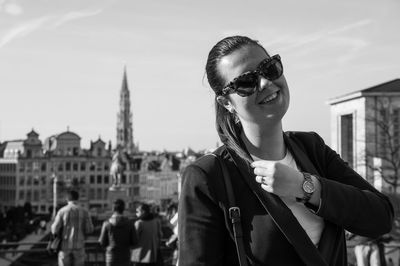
[131,203,163,266]
[178,36,394,266]
[98,199,137,266]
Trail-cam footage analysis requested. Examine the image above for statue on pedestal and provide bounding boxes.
[110,150,123,189]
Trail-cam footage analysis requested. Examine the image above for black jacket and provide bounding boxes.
[178,131,394,266]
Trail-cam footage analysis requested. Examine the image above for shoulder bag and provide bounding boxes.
[210,153,249,266]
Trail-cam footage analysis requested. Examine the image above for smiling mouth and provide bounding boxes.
[259,90,280,104]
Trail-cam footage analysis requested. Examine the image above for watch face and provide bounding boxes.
[303,180,315,194]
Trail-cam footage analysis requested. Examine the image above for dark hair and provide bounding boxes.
[137,203,152,220]
[67,190,79,201]
[113,199,125,214]
[205,36,269,162]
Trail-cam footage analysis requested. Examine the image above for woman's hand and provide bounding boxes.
[251,161,303,199]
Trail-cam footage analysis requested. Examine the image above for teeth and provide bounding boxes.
[260,92,278,104]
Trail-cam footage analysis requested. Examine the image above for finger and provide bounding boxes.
[253,167,270,176]
[255,175,264,183]
[261,184,273,193]
[251,160,275,168]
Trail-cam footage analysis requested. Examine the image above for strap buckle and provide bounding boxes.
[229,207,241,221]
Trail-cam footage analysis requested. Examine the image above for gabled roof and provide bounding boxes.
[328,79,400,105]
[27,129,39,137]
[362,79,400,93]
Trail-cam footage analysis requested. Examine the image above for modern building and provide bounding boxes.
[328,79,400,192]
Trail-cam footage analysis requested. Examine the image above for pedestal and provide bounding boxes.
[108,185,129,209]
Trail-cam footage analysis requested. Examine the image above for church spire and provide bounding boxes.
[116,66,135,154]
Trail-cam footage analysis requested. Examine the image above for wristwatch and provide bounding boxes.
[297,172,315,203]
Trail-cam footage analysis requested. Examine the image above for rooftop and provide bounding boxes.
[328,79,400,105]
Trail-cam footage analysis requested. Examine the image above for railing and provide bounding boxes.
[0,240,175,266]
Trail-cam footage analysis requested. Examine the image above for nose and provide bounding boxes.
[258,76,273,92]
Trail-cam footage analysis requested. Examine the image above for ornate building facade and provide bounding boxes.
[116,67,136,154]
[0,68,202,214]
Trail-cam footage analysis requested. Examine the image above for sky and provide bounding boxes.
[0,0,399,152]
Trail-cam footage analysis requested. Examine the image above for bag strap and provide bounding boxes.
[210,154,249,266]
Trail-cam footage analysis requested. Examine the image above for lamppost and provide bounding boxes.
[52,173,58,219]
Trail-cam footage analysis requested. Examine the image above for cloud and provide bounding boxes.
[0,8,104,48]
[278,19,373,52]
[0,16,53,48]
[51,9,103,29]
[4,2,23,15]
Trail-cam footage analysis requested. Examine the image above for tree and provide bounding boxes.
[359,98,400,242]
[362,98,400,192]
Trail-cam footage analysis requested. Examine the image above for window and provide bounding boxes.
[90,162,95,171]
[19,176,25,186]
[33,176,39,185]
[80,162,86,171]
[133,174,139,184]
[73,163,78,171]
[26,162,32,172]
[19,190,24,200]
[340,114,354,168]
[26,191,32,201]
[133,187,140,196]
[41,189,47,200]
[104,175,109,184]
[394,109,400,147]
[33,162,39,171]
[41,162,47,171]
[27,176,32,185]
[97,175,102,184]
[66,162,71,171]
[89,188,95,200]
[19,163,25,172]
[97,188,102,199]
[34,190,39,201]
[90,175,95,184]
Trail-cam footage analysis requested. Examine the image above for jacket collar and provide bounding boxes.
[224,132,328,266]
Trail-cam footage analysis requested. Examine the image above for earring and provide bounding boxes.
[227,106,235,113]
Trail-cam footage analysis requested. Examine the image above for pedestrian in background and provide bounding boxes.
[51,190,93,266]
[131,203,163,266]
[99,199,138,266]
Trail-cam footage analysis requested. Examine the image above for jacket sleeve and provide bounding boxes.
[178,164,228,266]
[84,210,94,234]
[98,222,109,247]
[130,222,138,247]
[51,210,63,235]
[313,133,394,238]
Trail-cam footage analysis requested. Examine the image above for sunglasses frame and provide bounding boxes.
[221,54,282,97]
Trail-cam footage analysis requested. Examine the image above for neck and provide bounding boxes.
[240,120,285,160]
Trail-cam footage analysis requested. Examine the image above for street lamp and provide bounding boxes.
[52,173,57,219]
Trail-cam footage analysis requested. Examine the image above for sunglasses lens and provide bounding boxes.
[233,73,258,96]
[260,59,283,81]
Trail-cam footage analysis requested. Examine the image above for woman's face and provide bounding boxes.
[217,45,290,127]
[136,207,143,217]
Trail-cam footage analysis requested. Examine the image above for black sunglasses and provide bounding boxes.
[221,54,283,97]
